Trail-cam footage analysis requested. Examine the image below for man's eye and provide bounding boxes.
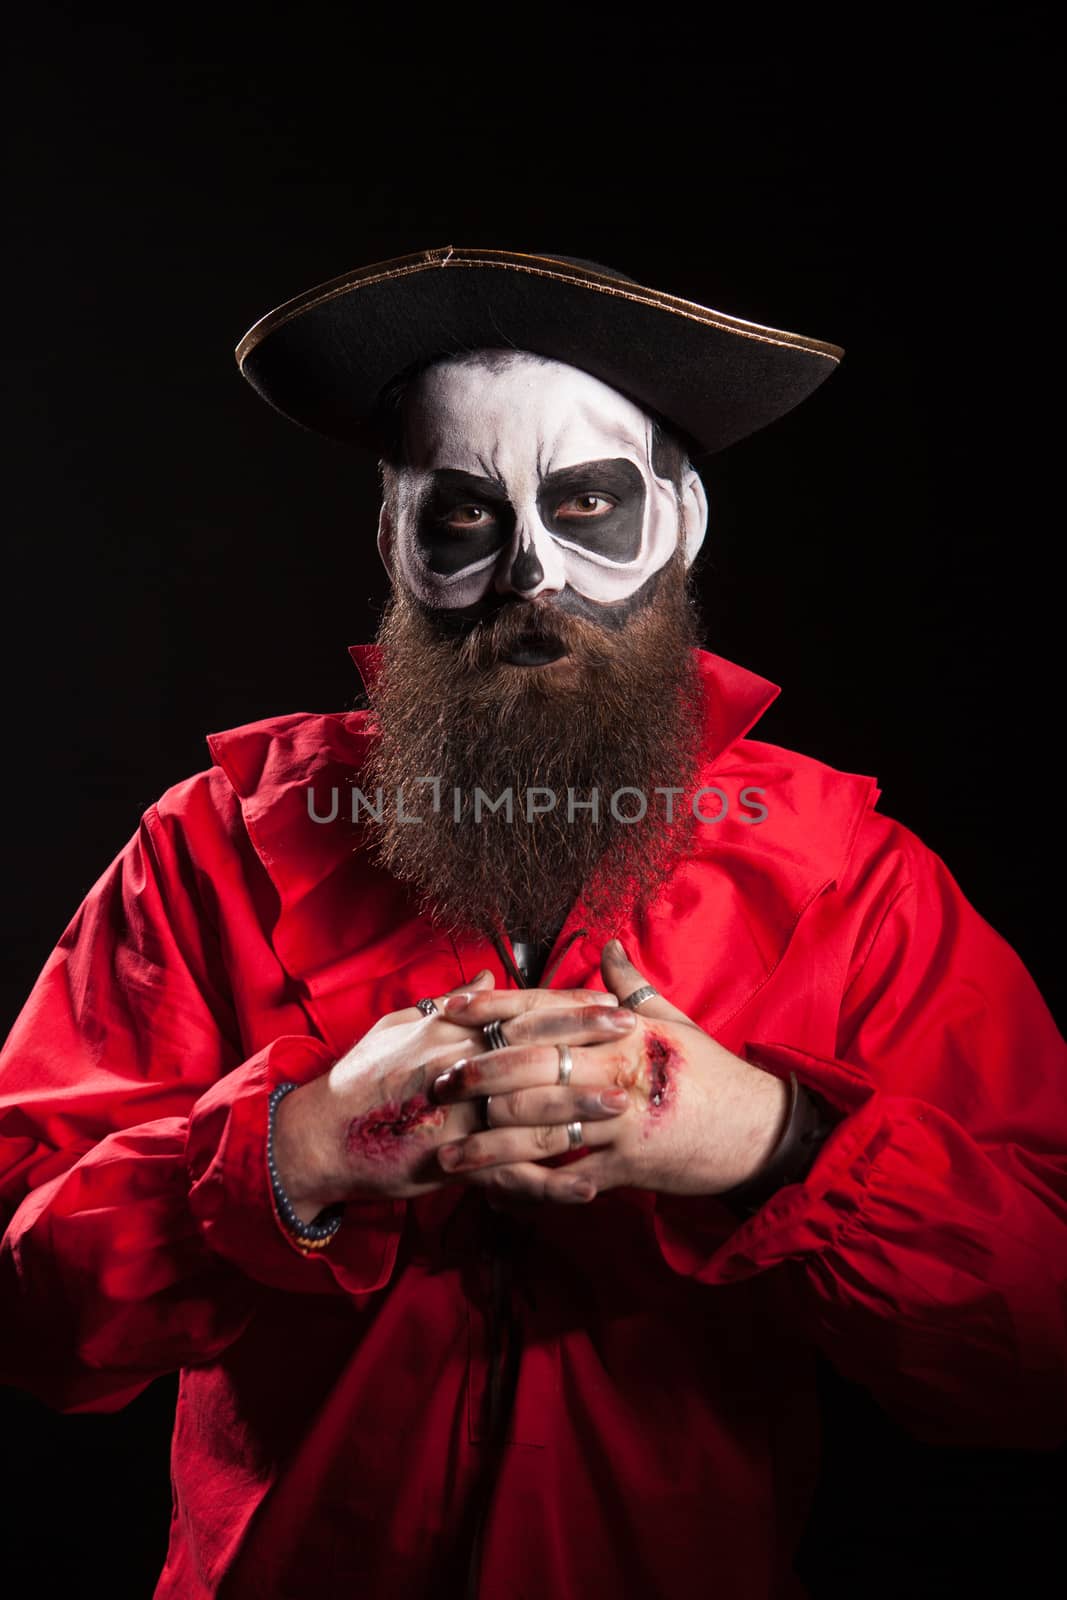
[555,494,615,520]
[443,504,496,531]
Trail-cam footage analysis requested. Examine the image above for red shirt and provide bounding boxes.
[2,645,1065,1599]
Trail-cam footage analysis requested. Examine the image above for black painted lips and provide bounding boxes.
[503,632,567,666]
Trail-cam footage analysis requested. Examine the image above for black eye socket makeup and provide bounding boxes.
[415,459,646,575]
[537,459,645,561]
[417,470,515,574]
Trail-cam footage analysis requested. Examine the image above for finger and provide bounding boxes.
[431,1034,634,1101]
[547,1149,612,1193]
[440,986,619,1022]
[479,1148,617,1206]
[437,1112,619,1176]
[469,1161,600,1206]
[489,1003,636,1051]
[435,968,496,1013]
[475,1083,632,1129]
[399,968,494,1023]
[600,940,689,1024]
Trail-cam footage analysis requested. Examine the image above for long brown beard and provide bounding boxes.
[361,549,707,945]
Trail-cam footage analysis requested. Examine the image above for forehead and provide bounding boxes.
[401,353,654,476]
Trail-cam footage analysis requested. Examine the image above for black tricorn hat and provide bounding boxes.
[235,246,843,458]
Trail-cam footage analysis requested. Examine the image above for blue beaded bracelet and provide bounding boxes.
[267,1082,344,1250]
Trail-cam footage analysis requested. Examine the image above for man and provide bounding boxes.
[1,247,1064,1599]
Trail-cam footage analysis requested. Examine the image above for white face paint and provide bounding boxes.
[379,352,708,613]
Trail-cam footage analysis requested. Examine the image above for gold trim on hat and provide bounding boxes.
[234,246,844,371]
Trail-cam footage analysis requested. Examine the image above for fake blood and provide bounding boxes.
[344,1094,444,1160]
[644,1032,680,1116]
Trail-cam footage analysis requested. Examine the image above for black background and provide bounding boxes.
[2,6,1063,1595]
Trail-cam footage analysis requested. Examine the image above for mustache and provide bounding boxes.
[453,601,613,671]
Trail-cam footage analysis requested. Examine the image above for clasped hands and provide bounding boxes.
[430,940,789,1206]
[273,941,790,1218]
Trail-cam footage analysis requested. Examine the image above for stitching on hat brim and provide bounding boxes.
[235,247,844,372]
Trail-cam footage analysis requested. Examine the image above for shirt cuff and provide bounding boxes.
[186,1036,405,1297]
[652,1042,880,1284]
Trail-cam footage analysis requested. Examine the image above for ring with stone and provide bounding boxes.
[415,997,439,1017]
[482,1019,508,1051]
[621,985,658,1011]
[566,1121,583,1150]
[557,1043,573,1086]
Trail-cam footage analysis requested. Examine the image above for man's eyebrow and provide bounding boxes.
[540,458,643,493]
[426,469,510,503]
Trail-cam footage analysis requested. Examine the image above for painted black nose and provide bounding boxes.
[506,543,545,593]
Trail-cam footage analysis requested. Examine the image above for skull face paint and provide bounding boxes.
[379,352,708,616]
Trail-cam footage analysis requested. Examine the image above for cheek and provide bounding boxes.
[558,477,682,606]
[560,552,655,605]
[395,523,497,610]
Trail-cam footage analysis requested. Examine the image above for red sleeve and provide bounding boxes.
[0,800,404,1414]
[653,833,1067,1449]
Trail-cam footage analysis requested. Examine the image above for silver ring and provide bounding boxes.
[566,1121,583,1150]
[482,1019,508,1051]
[415,997,439,1017]
[482,1096,494,1130]
[557,1043,573,1086]
[621,985,658,1010]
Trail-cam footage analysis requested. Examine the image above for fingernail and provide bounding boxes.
[570,1180,596,1201]
[606,939,627,961]
[472,969,493,983]
[600,1088,630,1110]
[433,1065,463,1097]
[606,1010,636,1030]
[438,1144,463,1170]
[444,994,473,1013]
